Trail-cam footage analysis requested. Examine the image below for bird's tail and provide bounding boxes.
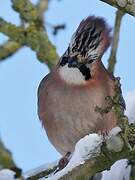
[69,16,112,61]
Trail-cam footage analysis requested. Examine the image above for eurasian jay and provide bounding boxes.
[38,16,125,163]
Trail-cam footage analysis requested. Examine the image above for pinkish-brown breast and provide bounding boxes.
[38,61,117,155]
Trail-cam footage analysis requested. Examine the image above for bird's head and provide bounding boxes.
[59,16,112,82]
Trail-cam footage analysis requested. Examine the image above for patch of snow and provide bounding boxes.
[73,133,102,160]
[39,127,125,180]
[125,90,135,124]
[102,159,131,180]
[108,126,122,138]
[40,133,103,180]
[0,169,17,180]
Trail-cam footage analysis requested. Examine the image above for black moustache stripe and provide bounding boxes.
[60,57,92,80]
[78,64,91,80]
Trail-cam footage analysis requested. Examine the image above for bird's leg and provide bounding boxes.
[58,152,71,170]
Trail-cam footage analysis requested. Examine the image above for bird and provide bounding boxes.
[38,16,125,164]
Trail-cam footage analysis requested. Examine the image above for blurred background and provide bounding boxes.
[0,0,134,172]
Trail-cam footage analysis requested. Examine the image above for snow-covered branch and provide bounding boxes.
[23,124,134,180]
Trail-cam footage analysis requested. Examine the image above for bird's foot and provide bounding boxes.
[58,152,71,171]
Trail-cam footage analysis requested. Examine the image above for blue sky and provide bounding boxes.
[0,0,135,172]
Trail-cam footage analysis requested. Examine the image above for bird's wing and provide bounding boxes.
[37,74,49,98]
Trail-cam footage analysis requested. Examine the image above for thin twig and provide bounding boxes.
[107,10,125,73]
[36,0,49,28]
[46,22,66,35]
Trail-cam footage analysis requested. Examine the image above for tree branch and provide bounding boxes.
[0,15,59,68]
[0,18,25,44]
[36,0,49,27]
[12,0,38,23]
[26,164,58,180]
[25,24,59,68]
[100,0,135,16]
[0,140,16,169]
[0,40,21,60]
[60,147,133,180]
[108,10,125,73]
[0,140,22,179]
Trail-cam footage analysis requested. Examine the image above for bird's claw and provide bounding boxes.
[58,152,71,170]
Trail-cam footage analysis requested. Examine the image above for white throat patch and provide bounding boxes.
[59,64,86,85]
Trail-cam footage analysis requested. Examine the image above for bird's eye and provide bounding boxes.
[88,59,94,64]
[68,58,78,68]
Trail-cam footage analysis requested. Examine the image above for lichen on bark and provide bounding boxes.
[0,0,59,69]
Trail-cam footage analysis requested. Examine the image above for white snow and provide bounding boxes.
[40,133,103,180]
[39,127,122,180]
[125,90,135,124]
[108,126,122,138]
[102,159,131,180]
[72,133,102,160]
[0,169,18,180]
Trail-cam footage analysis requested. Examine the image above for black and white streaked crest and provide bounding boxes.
[69,16,112,61]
